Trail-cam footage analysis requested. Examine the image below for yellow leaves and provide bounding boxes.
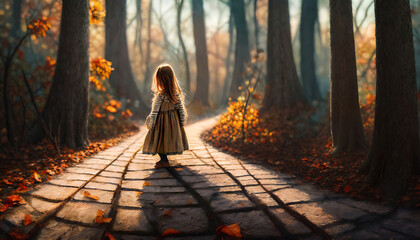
[216,223,242,238]
[105,105,117,113]
[28,17,51,37]
[24,214,32,226]
[161,228,181,236]
[121,109,133,119]
[89,0,105,25]
[33,172,42,182]
[83,191,99,200]
[94,210,112,223]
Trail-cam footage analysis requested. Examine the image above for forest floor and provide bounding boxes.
[0,125,139,213]
[203,98,420,209]
[0,117,419,239]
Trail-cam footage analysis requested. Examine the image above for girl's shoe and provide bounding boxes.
[155,161,170,168]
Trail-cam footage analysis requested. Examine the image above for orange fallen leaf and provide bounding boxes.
[343,186,352,193]
[104,231,116,240]
[143,181,151,186]
[186,200,193,205]
[94,210,112,223]
[24,214,32,226]
[9,229,29,240]
[33,172,42,182]
[163,210,172,217]
[216,223,242,238]
[3,179,13,185]
[161,228,181,236]
[0,203,11,212]
[84,191,99,200]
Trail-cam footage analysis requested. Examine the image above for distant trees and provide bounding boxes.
[228,0,250,100]
[191,0,210,106]
[176,0,191,94]
[329,0,366,153]
[11,0,22,37]
[365,0,420,197]
[300,0,322,103]
[261,0,305,111]
[41,0,90,148]
[105,0,147,116]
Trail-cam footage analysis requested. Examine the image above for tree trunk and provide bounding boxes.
[11,0,22,37]
[329,0,366,153]
[300,0,322,103]
[366,0,420,197]
[134,0,143,58]
[228,0,250,100]
[253,0,259,50]
[222,12,235,105]
[105,0,148,116]
[41,0,90,149]
[176,0,191,94]
[261,0,305,111]
[143,0,153,97]
[191,0,210,106]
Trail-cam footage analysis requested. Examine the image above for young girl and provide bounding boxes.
[142,64,189,168]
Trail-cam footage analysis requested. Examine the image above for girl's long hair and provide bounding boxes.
[151,63,183,103]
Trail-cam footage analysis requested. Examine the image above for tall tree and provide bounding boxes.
[261,0,305,111]
[228,0,250,100]
[253,0,259,49]
[300,0,322,103]
[329,0,365,153]
[222,12,235,104]
[105,0,147,116]
[134,0,143,58]
[143,0,153,96]
[191,0,210,106]
[365,0,419,197]
[176,0,191,94]
[41,0,90,148]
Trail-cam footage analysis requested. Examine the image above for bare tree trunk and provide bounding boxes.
[191,0,210,106]
[253,0,259,50]
[105,0,148,116]
[41,0,90,149]
[143,0,153,96]
[134,0,143,58]
[300,0,322,103]
[329,0,366,154]
[176,0,190,94]
[261,0,305,111]
[222,12,235,105]
[228,0,250,100]
[366,0,420,197]
[11,0,22,37]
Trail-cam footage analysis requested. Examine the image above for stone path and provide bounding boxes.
[1,117,419,240]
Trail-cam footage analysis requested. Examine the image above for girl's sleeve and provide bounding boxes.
[175,96,187,126]
[145,94,163,130]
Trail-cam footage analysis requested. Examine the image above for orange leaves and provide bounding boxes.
[343,186,353,193]
[89,0,105,25]
[143,181,151,186]
[90,57,113,80]
[33,172,42,182]
[161,228,181,236]
[94,210,112,223]
[163,210,172,217]
[28,17,51,37]
[121,109,133,118]
[105,105,117,113]
[24,214,33,226]
[83,191,99,200]
[103,100,121,113]
[0,195,26,213]
[216,223,242,238]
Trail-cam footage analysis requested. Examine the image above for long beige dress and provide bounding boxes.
[142,94,189,155]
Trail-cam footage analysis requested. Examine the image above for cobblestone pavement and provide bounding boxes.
[1,117,419,240]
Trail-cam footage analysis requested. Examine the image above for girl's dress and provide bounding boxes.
[142,93,189,155]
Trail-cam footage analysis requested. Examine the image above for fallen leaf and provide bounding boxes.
[104,231,116,240]
[136,191,143,197]
[33,172,42,182]
[186,200,193,205]
[216,223,242,238]
[9,229,29,240]
[343,186,352,193]
[24,214,32,226]
[163,210,172,217]
[161,228,181,236]
[0,203,11,212]
[143,181,151,186]
[94,210,112,223]
[84,191,99,200]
